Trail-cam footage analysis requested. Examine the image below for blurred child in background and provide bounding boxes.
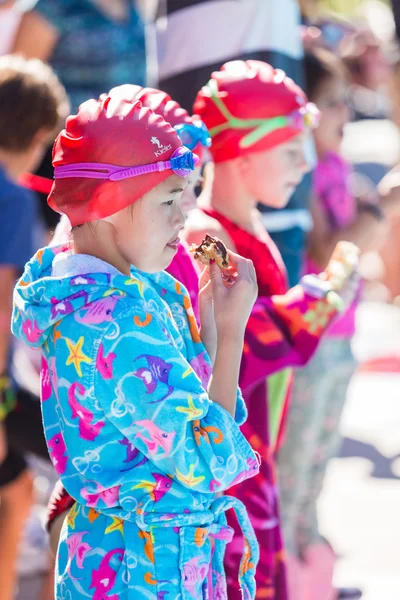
[187,59,358,599]
[278,48,385,600]
[0,54,67,600]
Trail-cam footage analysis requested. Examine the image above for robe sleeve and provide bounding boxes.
[240,283,344,392]
[94,310,259,494]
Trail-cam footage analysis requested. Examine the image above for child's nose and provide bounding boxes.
[173,202,186,229]
[298,148,310,174]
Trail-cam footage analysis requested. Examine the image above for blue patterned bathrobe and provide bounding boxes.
[12,245,259,599]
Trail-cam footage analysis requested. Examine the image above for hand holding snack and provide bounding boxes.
[192,235,258,338]
[325,241,361,309]
[324,241,360,291]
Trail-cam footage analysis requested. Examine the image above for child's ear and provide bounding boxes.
[101,215,115,225]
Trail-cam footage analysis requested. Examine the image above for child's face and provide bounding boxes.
[112,174,186,273]
[361,45,391,91]
[241,134,309,209]
[313,76,350,156]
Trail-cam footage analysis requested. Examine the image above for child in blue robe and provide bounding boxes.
[12,94,259,599]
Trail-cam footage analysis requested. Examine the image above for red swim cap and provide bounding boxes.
[193,60,310,163]
[108,85,190,126]
[48,95,182,226]
[107,85,207,160]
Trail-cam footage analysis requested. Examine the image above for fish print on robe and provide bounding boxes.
[66,531,91,575]
[11,245,260,600]
[189,351,212,388]
[212,570,229,600]
[48,432,68,475]
[118,438,148,469]
[21,318,43,344]
[133,472,173,503]
[135,420,176,456]
[41,356,52,401]
[81,484,121,508]
[183,556,210,596]
[96,343,117,379]
[50,290,89,319]
[134,355,173,403]
[75,295,119,325]
[68,382,105,441]
[89,548,124,600]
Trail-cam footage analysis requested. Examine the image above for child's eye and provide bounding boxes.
[164,199,174,206]
[327,99,342,109]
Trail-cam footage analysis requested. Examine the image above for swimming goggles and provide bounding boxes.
[174,120,212,151]
[204,77,321,149]
[54,147,199,181]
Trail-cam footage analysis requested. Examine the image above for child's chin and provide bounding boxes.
[327,140,342,155]
[259,192,290,210]
[136,257,171,274]
[159,250,177,271]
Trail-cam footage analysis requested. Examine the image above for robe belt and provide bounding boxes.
[136,494,259,599]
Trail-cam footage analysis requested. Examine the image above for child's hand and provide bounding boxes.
[210,251,258,339]
[319,268,360,311]
[336,269,361,311]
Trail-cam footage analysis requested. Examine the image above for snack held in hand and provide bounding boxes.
[190,234,229,269]
[325,241,360,291]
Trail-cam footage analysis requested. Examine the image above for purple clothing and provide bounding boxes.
[314,153,356,229]
[308,153,359,338]
[166,240,200,321]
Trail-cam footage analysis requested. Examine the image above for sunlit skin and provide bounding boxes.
[312,76,351,158]
[239,133,309,209]
[73,174,187,275]
[357,44,392,91]
[184,133,311,254]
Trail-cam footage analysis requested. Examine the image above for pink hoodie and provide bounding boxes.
[166,241,200,321]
